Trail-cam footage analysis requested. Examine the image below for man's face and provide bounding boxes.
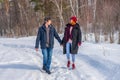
[47,20,52,25]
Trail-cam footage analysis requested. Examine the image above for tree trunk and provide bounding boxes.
[109,32,114,43]
[118,31,120,44]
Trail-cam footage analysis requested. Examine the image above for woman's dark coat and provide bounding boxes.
[62,23,82,54]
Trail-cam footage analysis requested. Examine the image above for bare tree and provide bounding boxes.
[0,0,119,44]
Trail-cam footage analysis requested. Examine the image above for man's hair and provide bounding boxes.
[44,17,51,22]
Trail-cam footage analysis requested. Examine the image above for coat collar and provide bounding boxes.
[42,24,52,31]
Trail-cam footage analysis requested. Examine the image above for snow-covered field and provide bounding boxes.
[0,36,120,80]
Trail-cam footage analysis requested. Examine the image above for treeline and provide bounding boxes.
[0,0,120,44]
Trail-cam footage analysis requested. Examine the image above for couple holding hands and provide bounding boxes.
[35,16,82,74]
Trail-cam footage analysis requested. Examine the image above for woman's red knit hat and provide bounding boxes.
[70,16,77,23]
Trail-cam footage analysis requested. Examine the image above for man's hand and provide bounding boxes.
[60,44,63,47]
[35,48,39,52]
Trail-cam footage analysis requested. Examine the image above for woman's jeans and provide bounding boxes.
[66,42,75,62]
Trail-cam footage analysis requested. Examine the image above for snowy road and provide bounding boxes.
[0,37,120,80]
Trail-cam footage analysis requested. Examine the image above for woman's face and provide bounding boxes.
[70,19,73,23]
[70,19,76,25]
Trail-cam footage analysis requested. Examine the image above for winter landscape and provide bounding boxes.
[0,0,120,80]
[0,36,120,80]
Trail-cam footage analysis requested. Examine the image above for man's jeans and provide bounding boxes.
[66,42,75,62]
[42,47,53,71]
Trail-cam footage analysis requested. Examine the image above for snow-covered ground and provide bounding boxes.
[0,36,120,80]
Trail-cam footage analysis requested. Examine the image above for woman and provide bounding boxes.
[62,16,82,69]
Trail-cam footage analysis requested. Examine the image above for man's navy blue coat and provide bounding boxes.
[35,24,62,49]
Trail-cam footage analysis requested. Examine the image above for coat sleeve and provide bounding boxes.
[35,27,41,48]
[61,27,66,44]
[54,28,62,44]
[78,25,82,43]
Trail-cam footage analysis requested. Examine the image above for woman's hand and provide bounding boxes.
[78,42,81,47]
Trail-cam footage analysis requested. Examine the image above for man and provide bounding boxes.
[35,17,62,74]
[61,16,82,69]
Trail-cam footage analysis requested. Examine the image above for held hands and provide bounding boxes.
[60,43,63,47]
[60,44,63,46]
